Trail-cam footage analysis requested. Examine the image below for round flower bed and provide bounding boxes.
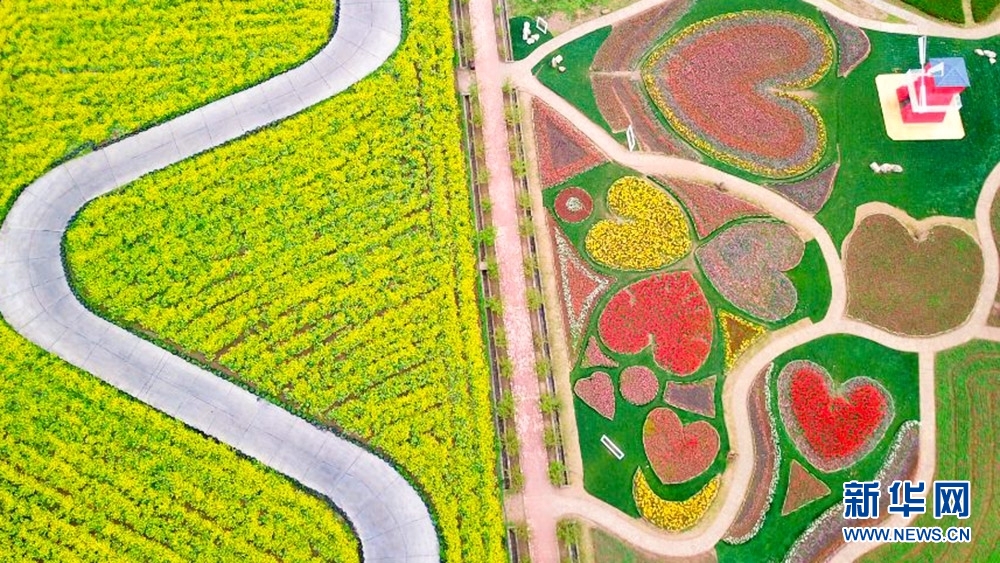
[619,365,659,405]
[642,11,833,179]
[554,187,594,223]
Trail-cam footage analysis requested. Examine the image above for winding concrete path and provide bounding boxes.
[474,0,1000,560]
[0,2,438,561]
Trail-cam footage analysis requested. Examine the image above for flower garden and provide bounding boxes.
[642,11,833,179]
[543,161,831,526]
[535,0,1000,245]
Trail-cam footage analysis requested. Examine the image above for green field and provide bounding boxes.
[545,164,831,516]
[716,335,919,562]
[862,340,1000,562]
[535,26,613,131]
[64,0,506,560]
[898,0,965,23]
[534,0,1000,245]
[0,0,364,557]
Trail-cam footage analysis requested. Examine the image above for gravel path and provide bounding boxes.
[0,2,439,561]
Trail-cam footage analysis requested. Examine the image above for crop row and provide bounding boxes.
[0,324,359,561]
[64,0,506,559]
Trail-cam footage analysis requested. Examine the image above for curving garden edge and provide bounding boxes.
[0,1,439,561]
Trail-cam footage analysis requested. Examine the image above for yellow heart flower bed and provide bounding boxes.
[585,177,691,270]
[633,470,720,531]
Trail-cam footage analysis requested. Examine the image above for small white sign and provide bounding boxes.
[626,125,637,152]
[535,16,549,35]
[601,434,625,460]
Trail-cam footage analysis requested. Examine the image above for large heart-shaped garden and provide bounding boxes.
[642,11,833,178]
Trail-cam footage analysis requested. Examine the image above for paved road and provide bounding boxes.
[0,1,439,561]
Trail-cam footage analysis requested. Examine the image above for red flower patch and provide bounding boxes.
[620,366,659,406]
[777,360,894,472]
[554,187,594,223]
[643,407,720,484]
[532,99,606,188]
[598,271,712,376]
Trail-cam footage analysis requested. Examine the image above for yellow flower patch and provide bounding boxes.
[585,177,691,271]
[633,470,720,532]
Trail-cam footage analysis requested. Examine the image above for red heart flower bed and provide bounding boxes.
[777,360,894,472]
[643,407,720,484]
[598,271,712,376]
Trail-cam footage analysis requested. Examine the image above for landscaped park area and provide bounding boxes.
[0,0,998,561]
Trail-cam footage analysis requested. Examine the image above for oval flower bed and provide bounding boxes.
[642,11,833,179]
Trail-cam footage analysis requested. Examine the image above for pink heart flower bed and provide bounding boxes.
[643,407,720,484]
[598,271,713,376]
[777,360,894,472]
[642,11,833,178]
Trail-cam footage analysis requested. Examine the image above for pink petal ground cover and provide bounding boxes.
[657,177,767,238]
[764,160,839,214]
[664,375,716,418]
[822,12,871,77]
[696,221,804,322]
[619,365,659,406]
[642,11,833,179]
[592,0,695,72]
[582,336,618,368]
[592,76,699,157]
[532,99,606,188]
[549,218,613,352]
[598,271,713,376]
[643,407,720,484]
[574,371,616,420]
[785,421,919,563]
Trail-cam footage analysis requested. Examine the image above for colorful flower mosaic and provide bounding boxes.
[642,11,834,178]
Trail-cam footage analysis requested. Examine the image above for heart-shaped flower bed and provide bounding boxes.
[574,371,616,420]
[777,360,893,472]
[642,11,833,179]
[643,407,720,484]
[696,221,804,322]
[598,271,712,376]
[584,176,691,271]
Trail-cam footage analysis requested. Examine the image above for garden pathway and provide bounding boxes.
[475,0,1000,560]
[0,2,440,561]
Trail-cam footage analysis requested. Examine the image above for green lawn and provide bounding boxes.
[973,0,1000,21]
[535,26,613,131]
[510,0,626,20]
[510,16,554,61]
[716,335,919,562]
[861,340,1000,563]
[898,0,966,23]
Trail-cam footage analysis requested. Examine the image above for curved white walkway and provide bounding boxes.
[0,2,438,561]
